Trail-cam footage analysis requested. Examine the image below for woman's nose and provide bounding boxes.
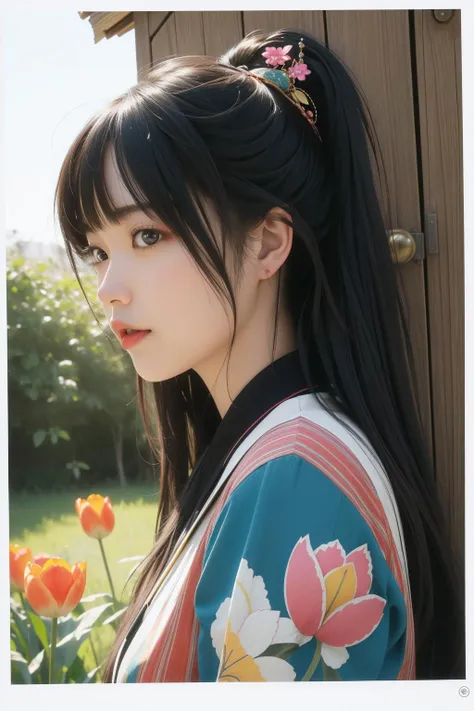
[97,261,132,306]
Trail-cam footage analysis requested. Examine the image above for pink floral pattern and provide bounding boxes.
[210,536,387,680]
[284,536,386,670]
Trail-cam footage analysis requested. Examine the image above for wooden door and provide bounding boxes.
[132,10,464,572]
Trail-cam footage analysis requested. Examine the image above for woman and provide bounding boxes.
[54,28,463,682]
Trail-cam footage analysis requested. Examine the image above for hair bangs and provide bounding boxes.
[55,92,243,313]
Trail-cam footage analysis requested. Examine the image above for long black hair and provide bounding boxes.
[54,27,464,681]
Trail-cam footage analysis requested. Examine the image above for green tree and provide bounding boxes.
[7,244,140,488]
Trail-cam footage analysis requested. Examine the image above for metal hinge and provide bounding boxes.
[425,212,439,255]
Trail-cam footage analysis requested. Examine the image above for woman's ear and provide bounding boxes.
[249,207,293,279]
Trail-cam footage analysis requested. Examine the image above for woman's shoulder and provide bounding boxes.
[220,391,405,559]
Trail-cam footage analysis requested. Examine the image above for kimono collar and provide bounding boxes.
[187,349,326,511]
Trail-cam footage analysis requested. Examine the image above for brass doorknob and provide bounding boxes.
[388,229,417,264]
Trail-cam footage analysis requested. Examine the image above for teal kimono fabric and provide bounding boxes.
[195,454,408,682]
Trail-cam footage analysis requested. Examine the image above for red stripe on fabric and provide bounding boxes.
[140,543,207,682]
[223,387,310,468]
[130,573,181,681]
[132,564,184,680]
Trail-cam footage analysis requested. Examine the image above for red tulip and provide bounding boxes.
[10,543,33,591]
[24,558,86,618]
[75,494,115,539]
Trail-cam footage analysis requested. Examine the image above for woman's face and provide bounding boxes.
[85,146,256,385]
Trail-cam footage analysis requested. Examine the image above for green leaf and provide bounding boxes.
[20,599,50,660]
[54,627,93,671]
[85,664,103,683]
[10,605,30,658]
[10,620,28,659]
[102,606,127,627]
[33,429,46,447]
[57,613,80,642]
[26,623,42,663]
[259,642,300,660]
[322,660,341,681]
[58,429,70,441]
[27,648,44,676]
[11,650,32,684]
[56,664,69,684]
[54,602,114,670]
[75,601,114,635]
[25,610,50,663]
[66,460,90,471]
[80,592,113,604]
[50,429,59,444]
[66,654,88,683]
[73,602,86,617]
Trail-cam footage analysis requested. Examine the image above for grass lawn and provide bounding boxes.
[9,482,160,677]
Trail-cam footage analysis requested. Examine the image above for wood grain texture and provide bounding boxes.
[242,10,324,40]
[150,12,243,59]
[326,10,433,464]
[133,12,152,81]
[151,13,178,63]
[174,12,206,55]
[148,11,171,40]
[202,12,242,58]
[414,10,464,562]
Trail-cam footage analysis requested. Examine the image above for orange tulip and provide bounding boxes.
[24,558,86,618]
[33,553,59,568]
[75,493,115,539]
[10,544,33,591]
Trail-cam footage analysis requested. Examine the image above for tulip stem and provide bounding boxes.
[19,591,27,613]
[98,539,117,606]
[301,639,322,681]
[89,632,102,680]
[49,617,57,684]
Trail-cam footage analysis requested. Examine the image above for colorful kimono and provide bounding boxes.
[112,351,415,682]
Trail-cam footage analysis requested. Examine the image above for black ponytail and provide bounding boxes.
[231,28,464,679]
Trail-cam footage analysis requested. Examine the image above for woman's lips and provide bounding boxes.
[119,330,151,350]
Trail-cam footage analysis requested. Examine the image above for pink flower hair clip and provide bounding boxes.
[246,38,321,141]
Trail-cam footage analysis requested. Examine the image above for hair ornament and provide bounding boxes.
[245,38,321,141]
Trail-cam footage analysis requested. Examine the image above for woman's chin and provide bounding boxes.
[132,360,183,384]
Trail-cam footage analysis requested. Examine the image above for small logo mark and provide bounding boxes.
[459,686,470,698]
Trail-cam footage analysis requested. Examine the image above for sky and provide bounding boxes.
[3,10,137,246]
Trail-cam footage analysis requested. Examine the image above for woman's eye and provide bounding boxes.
[132,228,163,247]
[83,227,164,266]
[88,247,107,264]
